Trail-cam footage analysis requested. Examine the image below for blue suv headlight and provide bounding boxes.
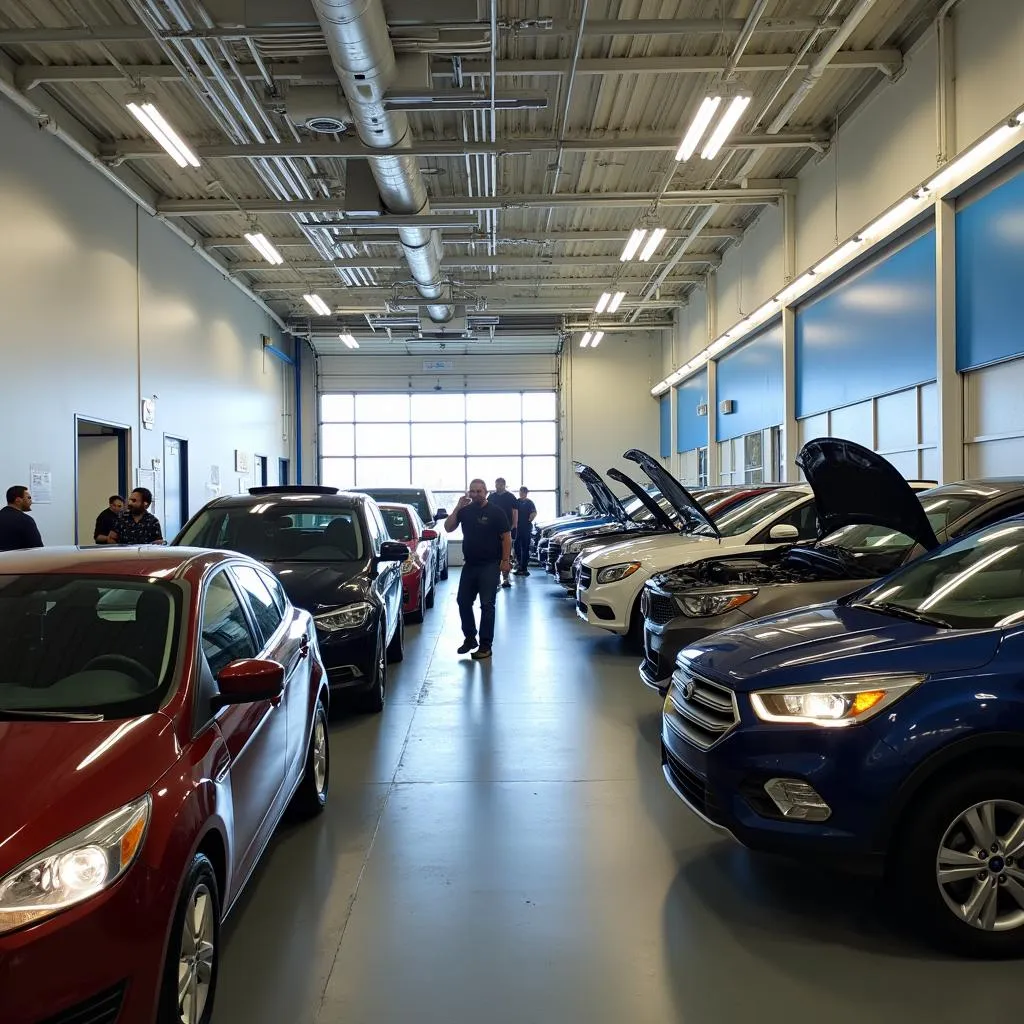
[750,674,925,727]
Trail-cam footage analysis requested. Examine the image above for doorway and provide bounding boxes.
[278,458,290,485]
[75,417,129,545]
[163,436,189,540]
[254,454,269,487]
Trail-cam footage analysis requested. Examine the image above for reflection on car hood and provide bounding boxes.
[624,448,720,537]
[0,712,178,876]
[607,468,675,530]
[265,560,369,613]
[581,531,721,568]
[684,604,999,693]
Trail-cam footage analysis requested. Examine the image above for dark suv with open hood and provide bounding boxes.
[640,438,1014,692]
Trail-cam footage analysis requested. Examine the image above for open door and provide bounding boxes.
[75,417,129,545]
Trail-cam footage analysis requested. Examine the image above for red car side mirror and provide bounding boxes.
[421,529,438,541]
[213,658,285,710]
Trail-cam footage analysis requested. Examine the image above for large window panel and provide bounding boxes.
[467,458,523,489]
[522,392,556,420]
[412,457,467,491]
[531,492,557,522]
[355,393,410,422]
[523,420,556,455]
[321,423,354,456]
[413,422,465,456]
[321,457,355,490]
[355,421,410,457]
[411,393,466,422]
[466,392,521,421]
[523,455,557,491]
[321,394,354,422]
[355,458,411,488]
[466,422,522,456]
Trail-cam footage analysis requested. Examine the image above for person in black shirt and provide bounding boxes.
[444,478,511,660]
[93,494,125,544]
[513,486,538,576]
[108,487,165,545]
[488,477,519,588]
[0,485,43,552]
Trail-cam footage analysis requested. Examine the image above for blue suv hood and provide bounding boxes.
[685,604,1000,693]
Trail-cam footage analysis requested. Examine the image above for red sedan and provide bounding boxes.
[0,546,330,1024]
[378,502,437,623]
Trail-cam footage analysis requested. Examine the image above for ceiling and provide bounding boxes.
[0,0,942,355]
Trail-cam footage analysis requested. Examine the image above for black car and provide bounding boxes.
[640,437,1020,692]
[173,485,408,713]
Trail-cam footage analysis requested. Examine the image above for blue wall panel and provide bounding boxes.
[956,168,1024,371]
[659,395,671,458]
[676,368,709,452]
[715,320,784,441]
[795,229,936,418]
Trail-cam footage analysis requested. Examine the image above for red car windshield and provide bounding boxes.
[380,507,415,542]
[0,575,182,719]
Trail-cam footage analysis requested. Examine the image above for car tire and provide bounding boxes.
[888,768,1024,958]
[158,853,221,1024]
[386,609,405,663]
[439,552,449,581]
[355,629,386,714]
[290,700,330,818]
[407,583,426,625]
[625,599,645,651]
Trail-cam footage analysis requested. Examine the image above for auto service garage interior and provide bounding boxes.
[2,0,1024,1021]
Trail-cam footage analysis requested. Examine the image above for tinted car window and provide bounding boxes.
[693,489,809,538]
[381,506,415,541]
[202,572,258,675]
[178,503,365,562]
[362,488,431,522]
[258,568,288,616]
[232,565,284,646]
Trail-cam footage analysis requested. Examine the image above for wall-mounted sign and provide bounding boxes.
[29,463,52,504]
[235,450,250,474]
[422,359,455,372]
[141,397,156,430]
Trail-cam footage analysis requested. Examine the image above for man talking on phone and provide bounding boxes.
[444,478,512,660]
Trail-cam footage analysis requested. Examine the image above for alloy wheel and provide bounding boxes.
[177,883,215,1024]
[312,714,328,795]
[936,799,1024,931]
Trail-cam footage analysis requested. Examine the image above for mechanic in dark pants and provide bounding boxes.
[445,478,511,661]
[488,477,519,588]
[513,486,537,576]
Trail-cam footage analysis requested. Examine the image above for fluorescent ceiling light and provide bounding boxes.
[580,331,593,348]
[607,291,626,313]
[925,122,1022,196]
[303,293,331,316]
[620,228,647,262]
[125,100,200,168]
[676,96,721,161]
[638,228,667,262]
[702,95,751,160]
[594,292,611,314]
[590,331,604,348]
[244,232,284,266]
[860,195,923,242]
[707,336,731,356]
[748,299,781,324]
[339,333,359,349]
[812,238,863,277]
[777,272,816,306]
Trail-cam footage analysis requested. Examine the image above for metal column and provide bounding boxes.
[936,198,963,482]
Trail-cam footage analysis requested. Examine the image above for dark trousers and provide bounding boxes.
[514,527,531,569]
[458,561,499,645]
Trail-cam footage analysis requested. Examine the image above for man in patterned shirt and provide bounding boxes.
[108,487,165,545]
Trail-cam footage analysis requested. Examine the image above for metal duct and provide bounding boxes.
[309,0,453,321]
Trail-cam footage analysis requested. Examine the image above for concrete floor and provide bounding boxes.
[215,570,1019,1024]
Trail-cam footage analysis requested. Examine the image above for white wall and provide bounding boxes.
[0,94,294,544]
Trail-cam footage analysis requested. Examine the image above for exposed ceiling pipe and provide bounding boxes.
[309,0,453,322]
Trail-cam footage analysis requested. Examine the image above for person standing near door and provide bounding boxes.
[93,494,125,544]
[488,477,519,588]
[0,485,43,551]
[513,486,537,576]
[445,478,511,661]
[107,488,165,545]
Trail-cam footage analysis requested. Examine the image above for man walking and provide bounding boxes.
[513,486,537,576]
[445,478,511,660]
[0,485,43,552]
[107,487,165,545]
[488,477,518,588]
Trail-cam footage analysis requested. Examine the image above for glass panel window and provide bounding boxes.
[321,458,355,490]
[467,458,522,491]
[522,392,556,420]
[522,455,557,491]
[411,393,466,422]
[355,393,410,422]
[355,457,411,488]
[466,422,522,456]
[466,392,521,421]
[522,420,556,455]
[231,565,284,647]
[201,572,258,677]
[320,394,354,422]
[412,457,468,492]
[355,422,410,457]
[412,422,465,457]
[531,491,557,522]
[321,423,355,457]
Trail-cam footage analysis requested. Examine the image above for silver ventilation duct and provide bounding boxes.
[309,0,453,322]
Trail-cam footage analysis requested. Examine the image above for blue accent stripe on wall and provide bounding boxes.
[676,367,709,452]
[715,320,783,441]
[795,229,936,419]
[956,167,1024,372]
[659,395,671,458]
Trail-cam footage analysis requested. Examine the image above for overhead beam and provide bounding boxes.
[158,188,782,216]
[254,276,702,291]
[228,253,721,271]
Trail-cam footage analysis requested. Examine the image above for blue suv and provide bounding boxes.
[662,511,1024,957]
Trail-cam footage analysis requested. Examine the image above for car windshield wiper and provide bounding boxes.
[851,600,951,629]
[0,708,105,721]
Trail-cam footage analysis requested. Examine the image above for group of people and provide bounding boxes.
[0,485,164,552]
[445,477,537,662]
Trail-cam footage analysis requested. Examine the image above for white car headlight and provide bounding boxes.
[678,590,758,618]
[596,561,642,585]
[0,795,150,935]
[315,601,371,632]
[750,675,924,727]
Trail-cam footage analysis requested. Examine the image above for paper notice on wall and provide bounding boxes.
[135,467,157,495]
[29,463,52,504]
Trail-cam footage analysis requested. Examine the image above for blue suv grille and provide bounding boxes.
[665,665,738,750]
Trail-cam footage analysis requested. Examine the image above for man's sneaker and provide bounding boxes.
[457,638,478,654]
[501,579,512,588]
[471,646,492,660]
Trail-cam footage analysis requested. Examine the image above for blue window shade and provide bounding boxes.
[676,368,709,452]
[659,395,671,458]
[715,320,783,441]
[956,168,1024,372]
[795,229,936,418]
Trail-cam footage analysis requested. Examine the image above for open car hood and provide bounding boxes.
[606,468,675,530]
[623,449,720,538]
[573,462,629,524]
[796,437,939,550]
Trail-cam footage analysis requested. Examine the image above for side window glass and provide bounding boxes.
[201,572,258,676]
[231,565,285,646]
[366,502,385,554]
[774,501,818,539]
[958,499,1024,536]
[258,568,288,616]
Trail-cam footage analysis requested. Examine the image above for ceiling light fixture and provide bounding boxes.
[125,97,200,168]
[859,195,925,242]
[812,238,863,278]
[339,333,359,349]
[607,291,626,313]
[620,228,647,262]
[676,96,722,161]
[776,272,816,307]
[244,231,284,266]
[924,119,1023,197]
[303,293,331,316]
[638,228,667,262]
[580,331,593,348]
[590,331,604,348]
[702,95,752,160]
[594,292,612,314]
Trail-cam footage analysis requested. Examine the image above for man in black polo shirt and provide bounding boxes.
[93,494,125,544]
[488,477,519,588]
[444,478,511,660]
[0,485,43,552]
[107,487,165,545]
[513,486,537,575]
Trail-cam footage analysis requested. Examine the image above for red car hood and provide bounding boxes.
[0,713,179,876]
